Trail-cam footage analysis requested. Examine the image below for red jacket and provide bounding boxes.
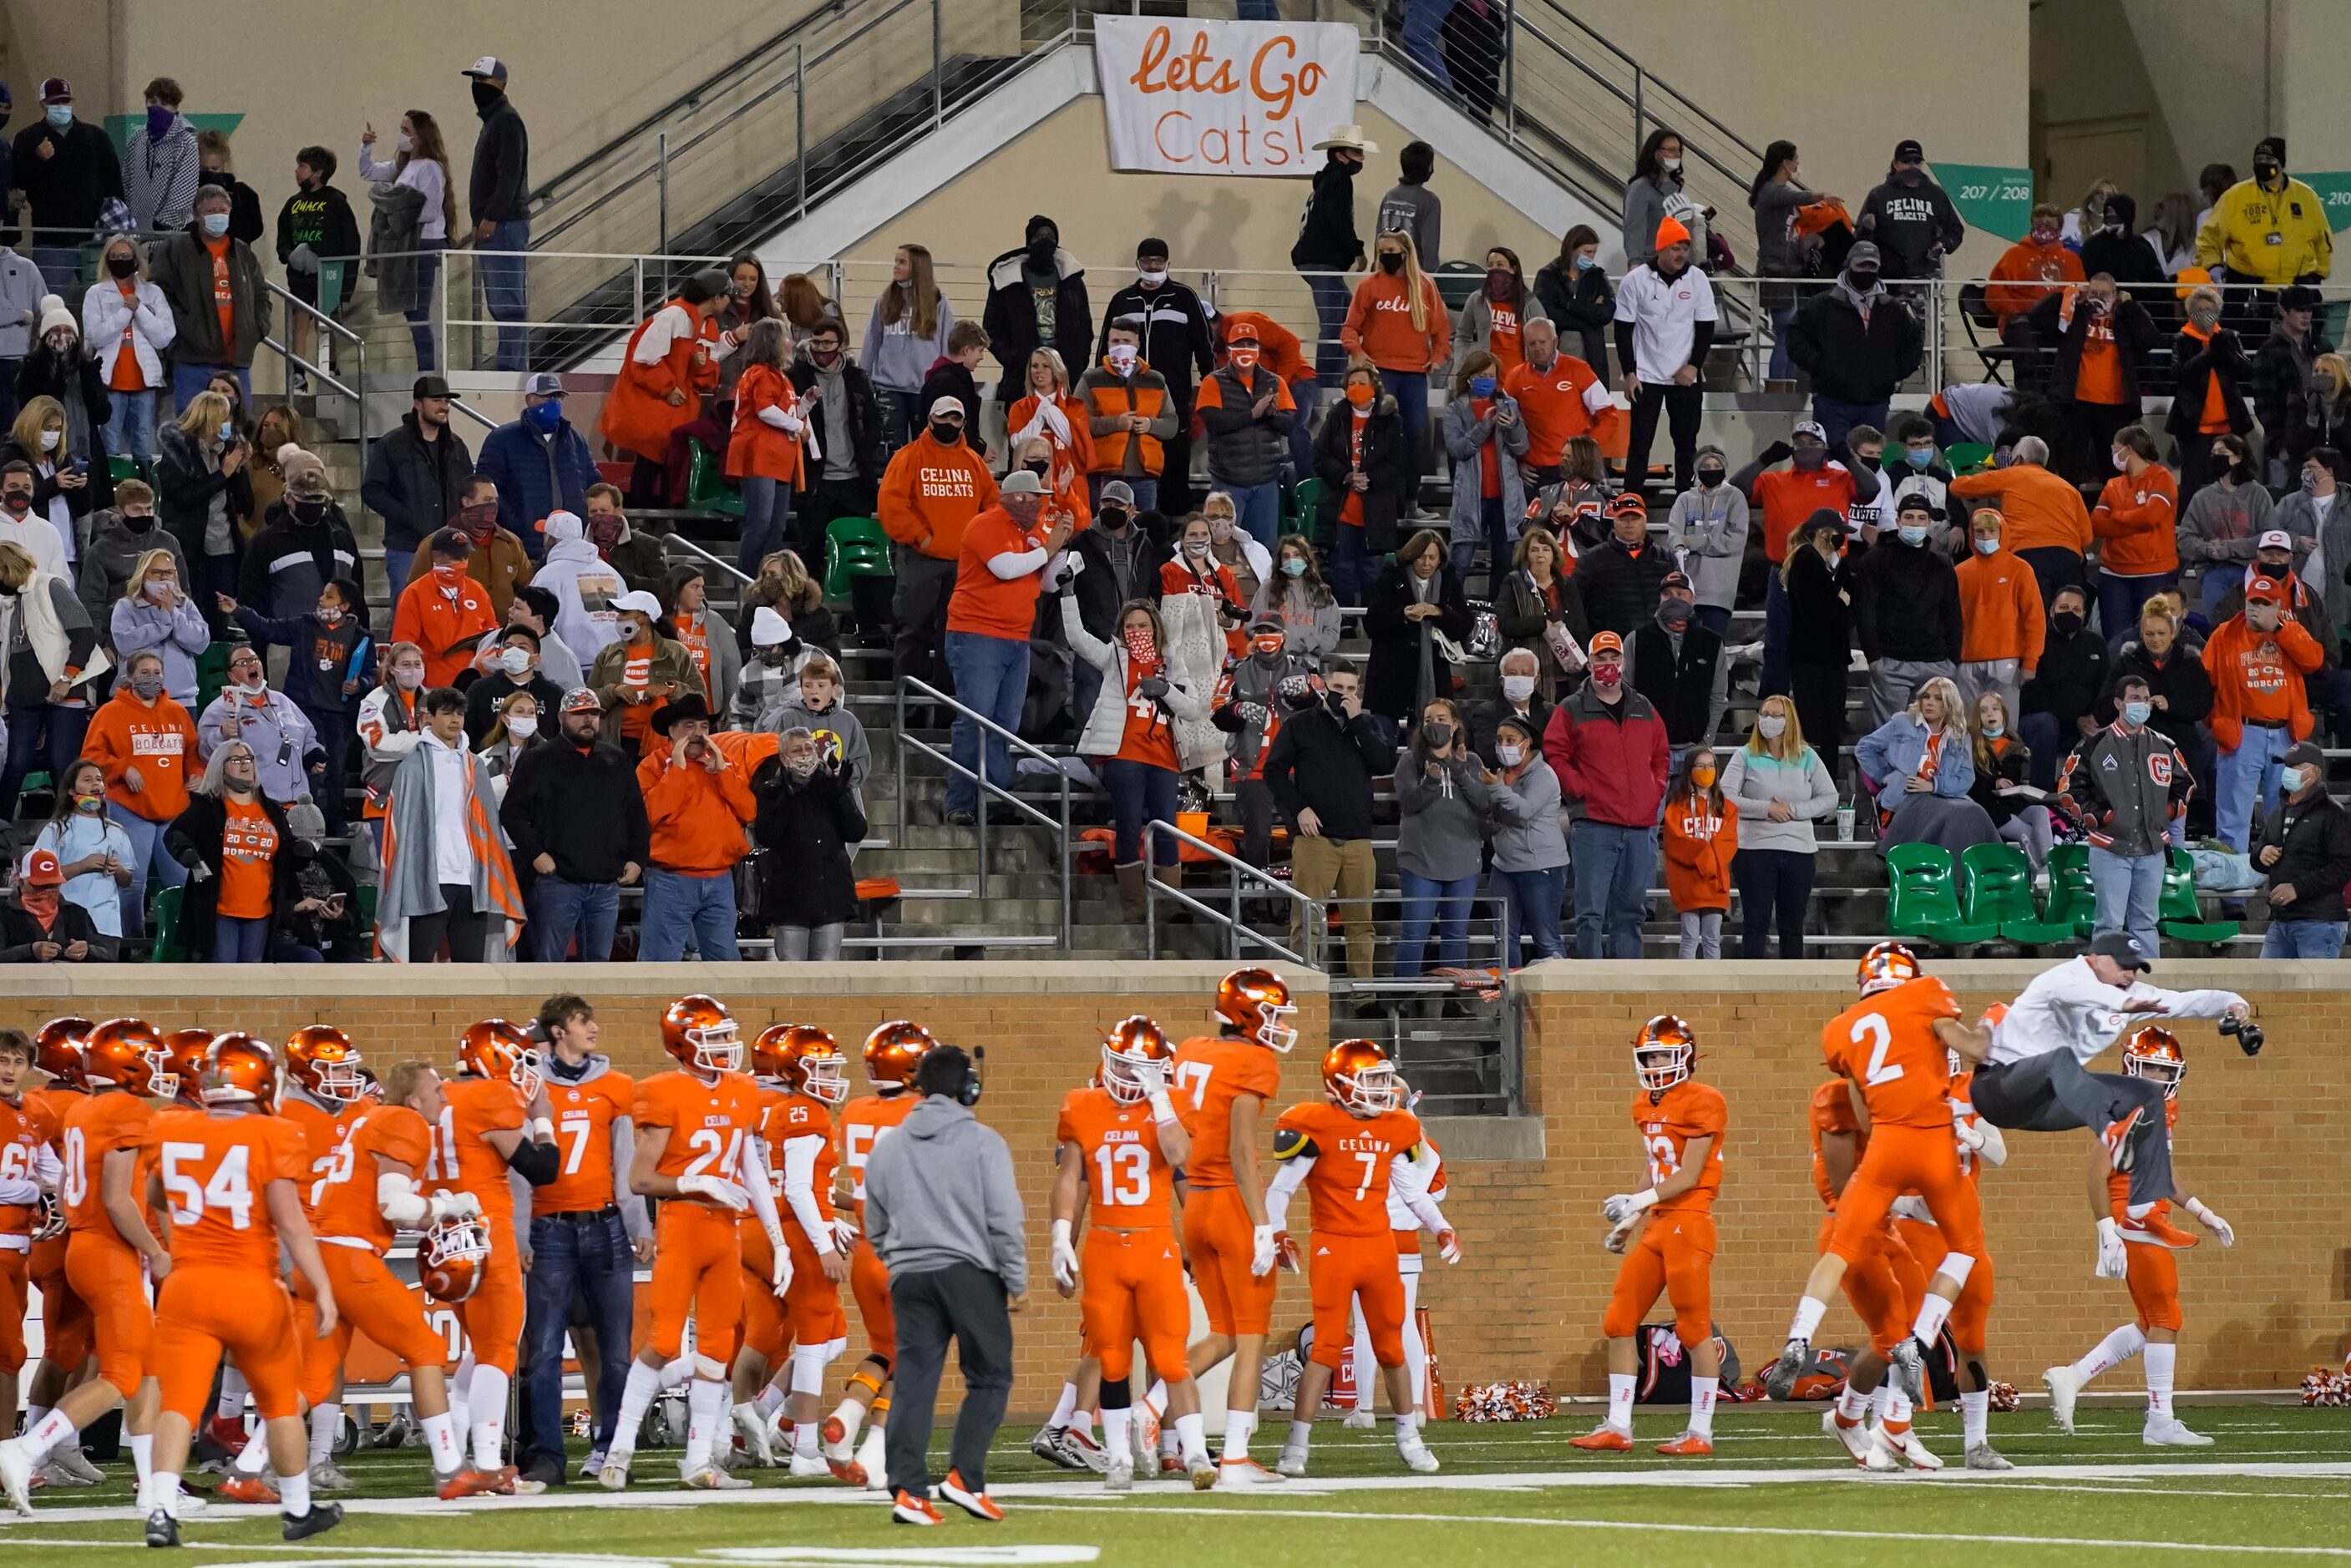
[1541,685,1670,828]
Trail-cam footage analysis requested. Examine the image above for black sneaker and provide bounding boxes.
[283,1502,345,1541]
[944,810,976,827]
[519,1454,566,1489]
[144,1509,180,1549]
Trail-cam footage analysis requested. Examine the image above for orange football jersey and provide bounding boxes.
[0,1095,50,1237]
[835,1090,916,1220]
[1058,1085,1177,1231]
[758,1090,839,1227]
[312,1105,435,1252]
[144,1108,308,1272]
[432,1076,528,1222]
[1632,1078,1727,1214]
[281,1093,351,1216]
[539,1070,635,1214]
[1823,975,1963,1130]
[61,1091,155,1235]
[634,1069,765,1206]
[1171,1036,1283,1190]
[1272,1101,1424,1240]
[1807,1079,1864,1210]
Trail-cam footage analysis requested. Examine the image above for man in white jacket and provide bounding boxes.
[528,509,627,661]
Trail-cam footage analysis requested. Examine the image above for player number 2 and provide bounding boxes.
[1093,1142,1151,1206]
[161,1141,254,1230]
[1852,1014,1903,1086]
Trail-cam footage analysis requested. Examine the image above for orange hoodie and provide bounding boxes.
[2091,466,2179,578]
[1949,465,2094,557]
[1661,792,1737,913]
[637,746,757,873]
[1954,544,2047,665]
[2202,611,2323,751]
[1984,237,2083,331]
[392,568,499,689]
[1340,271,1448,373]
[83,688,198,824]
[878,432,999,562]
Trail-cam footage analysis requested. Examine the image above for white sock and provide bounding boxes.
[1789,1295,1827,1343]
[829,1396,867,1447]
[1961,1388,1989,1447]
[280,1464,312,1519]
[2145,1343,2176,1417]
[215,1369,249,1423]
[2073,1323,2146,1383]
[757,1384,788,1420]
[420,1410,462,1475]
[1102,1406,1132,1467]
[308,1404,340,1469]
[234,1426,270,1475]
[1070,1407,1094,1439]
[447,1390,470,1452]
[1174,1410,1207,1464]
[1910,1293,1953,1347]
[1049,1381,1079,1430]
[1285,1418,1312,1455]
[1835,1384,1867,1424]
[1689,1377,1717,1439]
[1391,1409,1418,1445]
[1144,1383,1168,1419]
[660,1356,696,1390]
[793,1418,818,1459]
[1883,1383,1913,1430]
[611,1361,663,1460]
[1606,1372,1634,1433]
[1867,1382,1892,1420]
[144,1469,180,1516]
[468,1365,509,1471]
[1220,1409,1253,1461]
[130,1432,152,1485]
[684,1378,726,1472]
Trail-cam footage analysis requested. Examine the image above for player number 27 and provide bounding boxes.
[1851,1014,1903,1085]
[1094,1143,1151,1206]
[160,1141,254,1230]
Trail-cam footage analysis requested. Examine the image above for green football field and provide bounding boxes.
[5,1403,2346,1565]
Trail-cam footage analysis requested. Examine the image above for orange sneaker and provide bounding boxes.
[2120,1211,2198,1248]
[2102,1109,2145,1171]
[1569,1426,1634,1451]
[940,1469,1002,1521]
[219,1475,280,1506]
[1655,1433,1715,1457]
[892,1490,943,1526]
[435,1469,504,1500]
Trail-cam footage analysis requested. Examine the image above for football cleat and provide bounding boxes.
[50,1448,105,1486]
[596,1454,632,1491]
[1341,1408,1377,1430]
[2120,1211,2199,1248]
[0,1436,34,1516]
[145,1507,181,1548]
[1188,1455,1218,1490]
[1654,1433,1713,1458]
[2043,1364,2082,1434]
[579,1448,608,1481]
[1396,1435,1441,1473]
[219,1475,280,1505]
[732,1404,776,1468]
[2103,1108,2145,1171]
[892,1490,943,1526]
[939,1469,1001,1520]
[2143,1414,2214,1447]
[1030,1425,1078,1469]
[1216,1457,1288,1486]
[307,1460,355,1493]
[1771,1337,1811,1384]
[1274,1448,1310,1478]
[787,1452,833,1479]
[856,1426,889,1490]
[1104,1458,1133,1492]
[1826,1409,1889,1470]
[1964,1443,2014,1470]
[203,1414,248,1455]
[1568,1425,1634,1451]
[1057,1428,1108,1474]
[1159,1453,1188,1477]
[1878,1425,1943,1471]
[679,1464,751,1490]
[281,1502,344,1541]
[434,1469,504,1500]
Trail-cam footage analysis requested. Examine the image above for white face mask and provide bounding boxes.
[1659,155,1682,173]
[1138,268,1168,286]
[506,715,538,741]
[499,645,531,675]
[1500,674,1536,701]
[38,429,58,452]
[1107,345,1138,375]
[1495,742,1525,766]
[1756,714,1786,740]
[396,132,414,154]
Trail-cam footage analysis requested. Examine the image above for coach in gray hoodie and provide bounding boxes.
[865,1044,1026,1518]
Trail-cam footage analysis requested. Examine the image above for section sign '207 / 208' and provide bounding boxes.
[1097,18,1360,177]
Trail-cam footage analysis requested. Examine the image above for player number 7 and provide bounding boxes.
[1352,1151,1379,1201]
[1852,1014,1903,1086]
[1176,1060,1214,1112]
[559,1113,594,1176]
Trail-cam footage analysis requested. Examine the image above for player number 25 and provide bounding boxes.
[1851,1014,1903,1086]
[160,1141,255,1230]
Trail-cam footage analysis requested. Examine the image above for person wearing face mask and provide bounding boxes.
[1313,366,1410,606]
[1659,746,1735,960]
[80,234,171,462]
[1777,513,1855,766]
[1393,696,1492,980]
[195,643,325,807]
[788,316,889,554]
[1786,241,1921,448]
[730,604,812,731]
[1541,630,1669,959]
[1211,616,1319,874]
[112,547,209,709]
[355,640,427,852]
[1365,529,1472,728]
[1984,204,2085,339]
[1882,415,1956,538]
[0,216,46,438]
[877,402,999,688]
[941,468,1073,824]
[12,302,114,533]
[2248,740,2351,958]
[1622,128,1706,271]
[2055,673,2193,957]
[1056,593,1203,914]
[2101,603,2214,838]
[1440,349,1527,592]
[1746,140,1832,382]
[2202,574,2324,851]
[33,758,136,938]
[2078,193,2167,305]
[2194,135,2332,292]
[459,625,565,747]
[403,478,533,628]
[476,374,599,560]
[1007,349,1094,523]
[1573,491,1670,640]
[2214,527,2335,665]
[2281,450,2351,641]
[146,185,268,410]
[79,478,187,630]
[1855,139,1965,282]
[1376,141,1442,276]
[2017,584,2109,792]
[358,109,456,371]
[167,736,310,963]
[1666,445,1746,635]
[1452,246,1547,381]
[1293,129,1374,394]
[589,591,703,752]
[235,444,362,623]
[0,848,114,964]
[1965,690,2054,874]
[1344,230,1449,506]
[0,402,79,580]
[1629,572,1727,753]
[748,723,869,963]
[1467,646,1555,761]
[918,319,992,459]
[499,688,650,963]
[982,214,1092,405]
[274,146,362,382]
[1953,508,2045,725]
[123,78,198,240]
[2023,274,2161,483]
[1852,492,1962,729]
[1950,434,2096,614]
[759,653,869,797]
[722,320,809,578]
[393,527,499,688]
[1735,422,1860,697]
[1078,320,1176,515]
[476,690,545,792]
[223,574,367,835]
[603,271,730,502]
[2089,426,2180,640]
[1067,484,1168,724]
[1719,694,1836,959]
[2175,434,2269,619]
[1530,225,1615,379]
[1484,713,1568,964]
[2252,286,2339,485]
[1196,329,1297,551]
[1613,215,1715,503]
[82,646,196,936]
[1097,239,1214,513]
[461,58,532,372]
[1250,533,1341,665]
[0,534,99,825]
[9,79,123,281]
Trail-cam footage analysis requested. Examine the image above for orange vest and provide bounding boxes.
[600,301,709,461]
[1084,367,1168,476]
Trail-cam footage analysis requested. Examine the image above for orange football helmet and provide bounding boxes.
[773,1024,848,1105]
[2121,1025,2186,1099]
[1634,1014,1696,1094]
[35,1016,93,1085]
[749,1024,796,1085]
[162,1029,215,1105]
[1214,967,1298,1053]
[1857,941,1921,997]
[286,1024,365,1103]
[418,1215,492,1303]
[1101,1015,1173,1105]
[1322,1038,1399,1115]
[83,1018,172,1098]
[662,994,742,1075]
[203,1033,279,1110]
[458,1019,541,1099]
[863,1021,934,1090]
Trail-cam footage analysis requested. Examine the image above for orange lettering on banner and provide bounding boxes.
[1152,109,1302,171]
[1248,36,1325,120]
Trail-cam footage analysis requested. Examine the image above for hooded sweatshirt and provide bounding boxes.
[532,511,631,659]
[863,1093,1026,1292]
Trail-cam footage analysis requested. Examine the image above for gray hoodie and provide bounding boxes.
[529,1050,652,1241]
[864,1094,1026,1294]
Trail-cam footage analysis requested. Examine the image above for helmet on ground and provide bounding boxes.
[1322,1038,1400,1115]
[863,1021,933,1090]
[662,994,742,1075]
[1858,941,1921,997]
[459,1019,541,1098]
[286,1024,366,1103]
[35,1016,93,1085]
[84,1018,172,1098]
[1215,967,1298,1053]
[770,1024,849,1105]
[203,1033,278,1110]
[418,1215,492,1303]
[2120,1025,2186,1100]
[1102,1016,1173,1105]
[1634,1014,1696,1094]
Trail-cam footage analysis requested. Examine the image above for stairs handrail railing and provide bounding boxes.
[894,674,1073,948]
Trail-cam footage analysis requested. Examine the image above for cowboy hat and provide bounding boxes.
[650,692,717,735]
[1312,124,1378,154]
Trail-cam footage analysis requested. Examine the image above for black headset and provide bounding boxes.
[923,1044,985,1107]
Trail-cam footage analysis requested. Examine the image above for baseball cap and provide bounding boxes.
[1892,138,1925,164]
[1847,240,1883,270]
[1099,480,1136,508]
[413,374,452,400]
[1588,630,1624,658]
[613,589,662,618]
[22,849,62,886]
[523,372,565,397]
[560,687,604,715]
[1136,236,1169,262]
[2257,529,2293,551]
[2283,740,2326,771]
[1896,492,1936,517]
[427,528,474,558]
[1606,491,1648,518]
[1660,571,1692,592]
[2088,930,2151,972]
[1654,215,1690,250]
[2246,574,2285,604]
[38,78,70,104]
[1793,419,1827,443]
[1250,615,1286,635]
[463,57,509,82]
[927,396,965,420]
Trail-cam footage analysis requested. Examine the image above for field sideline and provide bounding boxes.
[5,1404,2346,1565]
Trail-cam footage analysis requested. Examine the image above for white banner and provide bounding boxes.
[1096,17,1360,177]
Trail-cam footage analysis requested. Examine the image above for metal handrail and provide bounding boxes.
[261,278,369,473]
[448,398,498,433]
[1140,818,1322,966]
[661,530,755,587]
[892,674,1072,948]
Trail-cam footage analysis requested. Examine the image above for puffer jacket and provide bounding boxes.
[1059,594,1204,759]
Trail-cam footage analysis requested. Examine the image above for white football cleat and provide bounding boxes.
[679,1463,752,1490]
[856,1426,889,1490]
[1341,1408,1376,1430]
[732,1405,776,1468]
[2143,1414,2214,1448]
[1396,1435,1440,1474]
[1964,1443,2014,1470]
[1823,1409,1883,1470]
[787,1451,833,1479]
[1059,1429,1110,1474]
[1217,1456,1288,1486]
[1878,1424,1943,1471]
[308,1460,356,1492]
[49,1449,104,1486]
[2042,1364,2082,1434]
[1103,1458,1133,1493]
[1188,1454,1217,1490]
[0,1438,33,1516]
[1274,1447,1310,1478]
[596,1454,632,1491]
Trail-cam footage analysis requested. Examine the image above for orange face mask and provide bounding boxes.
[1230,348,1259,370]
[1345,383,1375,408]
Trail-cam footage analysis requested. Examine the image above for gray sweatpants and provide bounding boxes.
[884,1262,1016,1502]
[1970,1047,2171,1207]
[1866,657,1959,732]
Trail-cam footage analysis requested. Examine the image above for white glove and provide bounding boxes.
[1953,1114,1986,1151]
[678,1173,750,1211]
[1051,1218,1079,1289]
[1599,1189,1657,1227]
[1436,1227,1461,1264]
[1250,1223,1279,1277]
[2094,1216,2127,1279]
[1603,1220,1635,1254]
[833,1215,860,1252]
[1887,1195,1933,1225]
[2186,1197,2234,1247]
[768,1234,793,1294]
[428,1189,483,1223]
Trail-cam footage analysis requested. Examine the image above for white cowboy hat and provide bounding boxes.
[1312,124,1379,154]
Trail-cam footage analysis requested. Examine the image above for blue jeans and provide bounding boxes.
[300,703,352,835]
[943,630,1030,815]
[1767,300,1799,382]
[1811,393,1889,448]
[2098,569,2176,642]
[2215,723,2292,851]
[1569,818,1656,959]
[1497,864,1567,964]
[170,362,247,412]
[406,238,447,371]
[2197,564,2237,625]
[382,548,414,608]
[1102,757,1179,867]
[2262,919,2348,958]
[212,913,271,963]
[109,802,186,940]
[1301,271,1352,384]
[1396,869,1477,975]
[1221,478,1282,552]
[104,389,158,463]
[1087,474,1157,515]
[1402,0,1459,85]
[1287,377,1320,477]
[878,387,924,451]
[2087,845,2163,960]
[529,875,620,961]
[740,475,791,576]
[0,705,89,818]
[2017,709,2066,792]
[1451,495,1507,586]
[638,867,739,960]
[1330,520,1374,607]
[524,1207,636,1466]
[1387,369,1429,504]
[479,220,531,371]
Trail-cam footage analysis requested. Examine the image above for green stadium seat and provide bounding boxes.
[1945,442,1994,473]
[108,453,142,484]
[2042,844,2097,938]
[1958,842,2075,946]
[1885,842,1998,945]
[1430,260,1484,311]
[683,438,744,518]
[2160,848,2240,946]
[147,883,195,962]
[1286,477,1322,534]
[824,515,893,603]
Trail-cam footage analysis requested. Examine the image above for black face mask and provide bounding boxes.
[2052,610,2084,638]
[107,255,137,279]
[1,493,28,516]
[930,420,961,444]
[1379,252,1405,275]
[1027,235,1056,266]
[2256,158,2282,184]
[122,511,154,533]
[1856,454,1881,473]
[472,81,502,114]
[291,498,327,525]
[1848,270,1880,291]
[1422,722,1454,749]
[1024,459,1050,478]
[1100,507,1129,532]
[1696,467,1725,488]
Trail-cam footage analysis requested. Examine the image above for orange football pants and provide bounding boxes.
[1308,1233,1404,1371]
[0,1245,26,1374]
[451,1244,525,1377]
[2122,1240,2182,1333]
[849,1235,894,1363]
[1827,1125,1984,1268]
[1894,1215,1997,1353]
[1602,1209,1715,1346]
[1817,1212,1913,1358]
[1082,1227,1191,1383]
[648,1202,741,1366]
[64,1232,150,1397]
[740,1223,788,1362]
[154,1266,301,1424]
[785,1223,847,1346]
[28,1233,89,1369]
[297,1245,450,1404]
[1183,1185,1275,1338]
